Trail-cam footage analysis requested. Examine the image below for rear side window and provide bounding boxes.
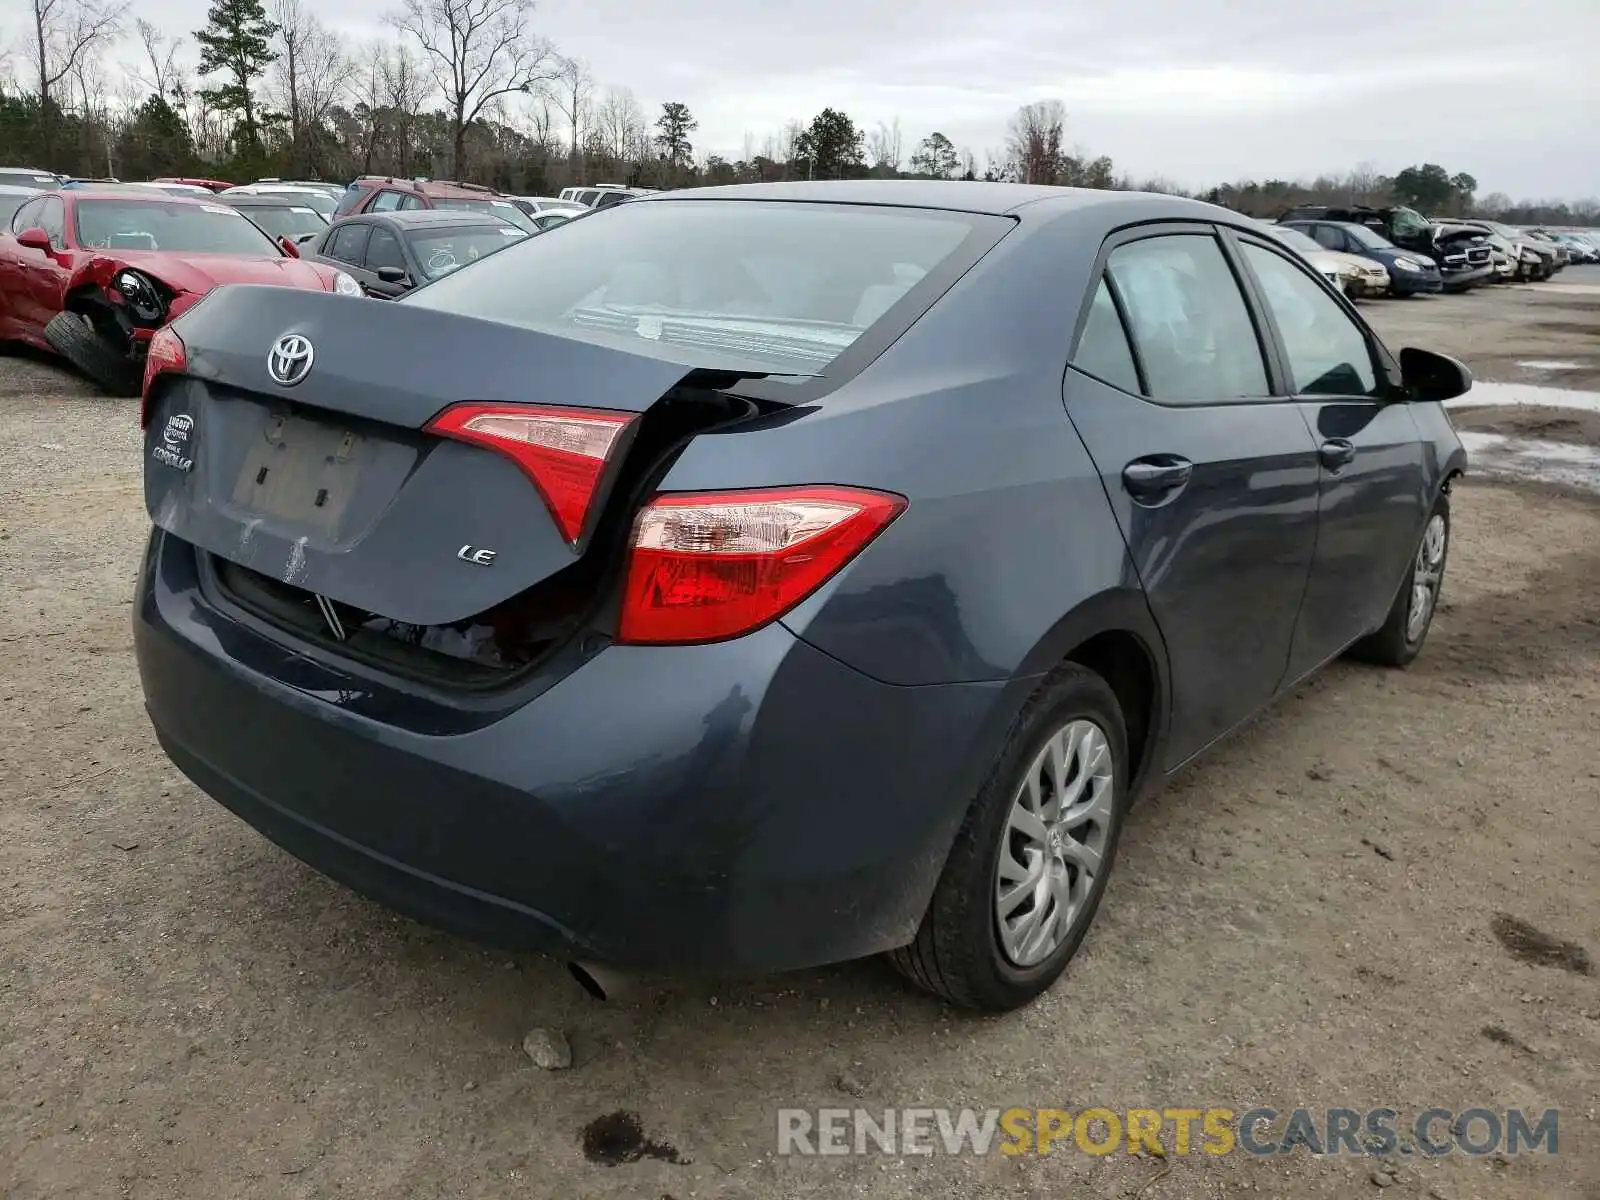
[1107,235,1270,403]
[1072,280,1140,394]
[1240,242,1378,397]
[326,222,369,265]
[370,190,407,212]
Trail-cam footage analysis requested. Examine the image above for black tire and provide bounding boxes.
[1349,492,1451,668]
[889,664,1129,1011]
[43,310,141,397]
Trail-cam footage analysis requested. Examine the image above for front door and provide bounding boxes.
[1230,235,1428,677]
[1063,226,1323,767]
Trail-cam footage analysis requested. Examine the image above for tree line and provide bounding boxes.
[5,0,1596,227]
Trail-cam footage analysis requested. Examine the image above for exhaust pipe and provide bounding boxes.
[569,960,633,1001]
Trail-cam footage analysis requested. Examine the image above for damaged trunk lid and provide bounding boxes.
[143,285,766,674]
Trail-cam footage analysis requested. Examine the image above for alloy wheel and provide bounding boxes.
[1407,513,1447,642]
[995,720,1115,968]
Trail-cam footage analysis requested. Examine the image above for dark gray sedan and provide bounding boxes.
[301,208,530,298]
[133,181,1469,1011]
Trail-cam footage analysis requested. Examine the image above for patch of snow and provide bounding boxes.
[1447,382,1600,414]
[1459,431,1600,493]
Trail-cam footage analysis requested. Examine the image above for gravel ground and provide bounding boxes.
[2,277,1598,1200]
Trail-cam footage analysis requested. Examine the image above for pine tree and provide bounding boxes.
[194,0,278,156]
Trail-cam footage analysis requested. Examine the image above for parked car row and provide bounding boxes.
[1274,203,1595,297]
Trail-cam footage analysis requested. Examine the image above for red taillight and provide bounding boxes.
[618,485,907,645]
[140,325,187,428]
[426,403,637,544]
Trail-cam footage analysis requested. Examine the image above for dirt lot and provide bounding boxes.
[2,276,1598,1200]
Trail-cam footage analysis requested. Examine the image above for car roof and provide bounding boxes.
[349,209,519,227]
[631,179,1238,222]
[62,188,214,204]
[0,182,40,194]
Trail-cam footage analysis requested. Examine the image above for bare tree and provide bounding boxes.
[349,40,387,173]
[270,0,353,173]
[547,55,593,167]
[381,41,430,177]
[29,0,128,155]
[593,84,643,163]
[866,117,903,174]
[390,0,555,178]
[1005,99,1065,185]
[126,17,182,102]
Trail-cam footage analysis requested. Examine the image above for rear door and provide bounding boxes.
[1063,224,1322,767]
[1229,232,1427,675]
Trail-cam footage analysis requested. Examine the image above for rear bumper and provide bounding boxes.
[134,529,1010,974]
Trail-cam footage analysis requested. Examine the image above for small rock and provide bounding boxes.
[709,996,718,1007]
[112,840,139,852]
[522,1027,572,1070]
[834,1069,869,1098]
[463,1080,478,1091]
[1307,765,1332,781]
[1370,1169,1395,1187]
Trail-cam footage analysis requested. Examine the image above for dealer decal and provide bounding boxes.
[152,412,195,472]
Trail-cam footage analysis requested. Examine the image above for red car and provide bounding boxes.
[152,177,235,193]
[0,188,362,395]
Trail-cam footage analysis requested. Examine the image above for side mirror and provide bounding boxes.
[1398,346,1472,404]
[376,266,408,284]
[277,235,300,258]
[16,227,52,252]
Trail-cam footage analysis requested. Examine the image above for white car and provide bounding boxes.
[219,183,338,218]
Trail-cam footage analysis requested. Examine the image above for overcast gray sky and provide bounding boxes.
[28,0,1600,197]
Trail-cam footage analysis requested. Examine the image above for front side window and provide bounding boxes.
[402,199,1002,375]
[73,200,280,254]
[38,198,67,248]
[366,225,408,272]
[12,196,45,234]
[1240,243,1377,397]
[1106,234,1270,403]
[1072,279,1140,394]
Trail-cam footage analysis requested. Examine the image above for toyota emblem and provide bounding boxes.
[267,333,314,386]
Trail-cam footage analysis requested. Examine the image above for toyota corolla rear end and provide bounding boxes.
[133,197,1017,977]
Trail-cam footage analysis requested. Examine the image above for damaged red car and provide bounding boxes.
[0,188,362,395]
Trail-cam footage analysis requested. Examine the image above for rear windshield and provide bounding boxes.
[236,204,327,239]
[243,189,335,216]
[74,199,281,254]
[402,199,999,374]
[430,196,537,233]
[408,226,529,279]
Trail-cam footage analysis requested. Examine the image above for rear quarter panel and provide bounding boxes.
[655,204,1158,689]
